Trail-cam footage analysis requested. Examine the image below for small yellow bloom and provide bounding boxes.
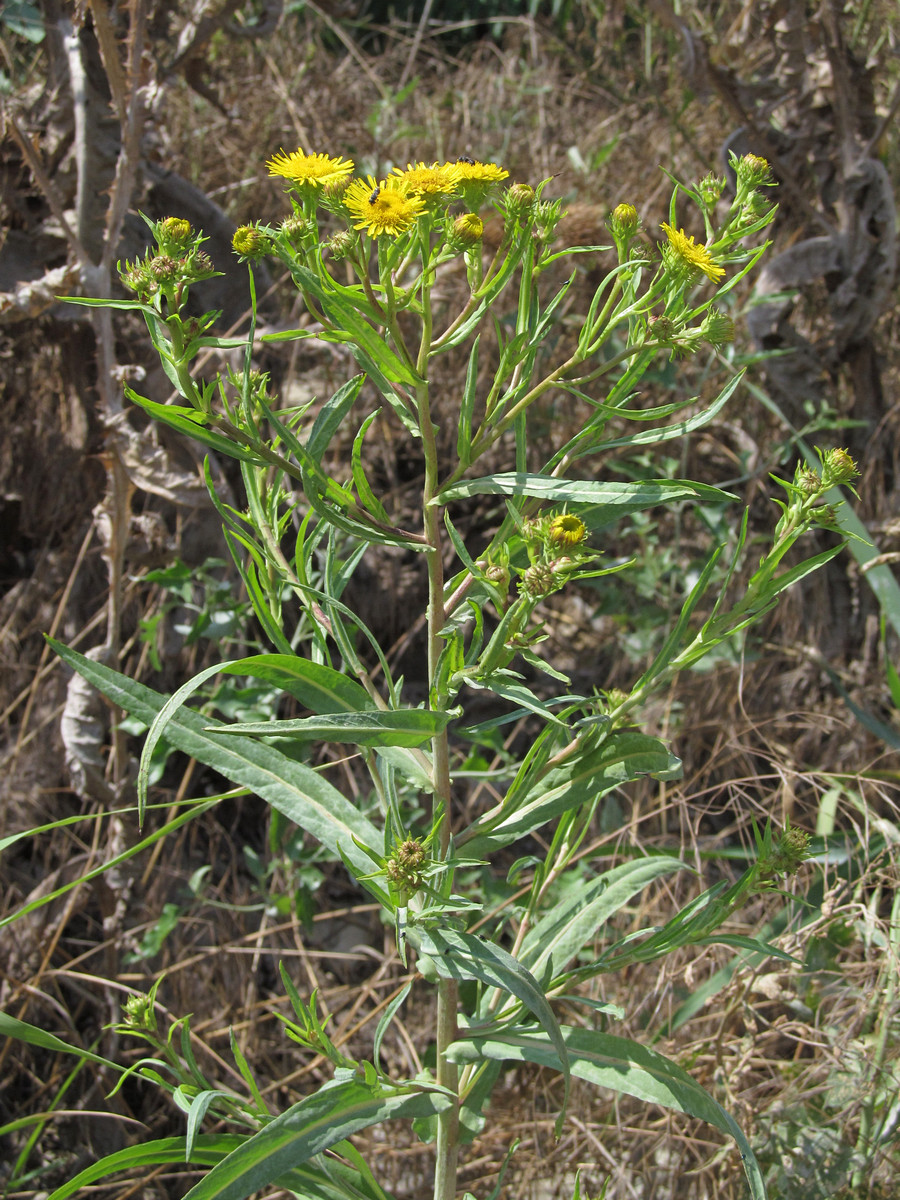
[266,148,354,191]
[453,158,509,206]
[392,161,461,200]
[548,513,587,549]
[660,223,725,282]
[343,176,425,237]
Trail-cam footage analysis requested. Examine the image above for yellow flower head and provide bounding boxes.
[660,223,725,282]
[343,176,425,237]
[267,148,355,192]
[392,161,461,201]
[452,157,509,206]
[548,513,587,550]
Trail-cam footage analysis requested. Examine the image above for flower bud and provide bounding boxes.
[698,173,725,207]
[485,563,510,588]
[505,182,535,218]
[821,447,859,487]
[522,563,557,597]
[699,308,736,348]
[647,314,676,342]
[607,203,640,241]
[158,217,192,251]
[232,225,271,259]
[325,230,357,261]
[735,153,773,189]
[452,212,484,247]
[123,992,155,1029]
[148,254,179,282]
[796,465,821,496]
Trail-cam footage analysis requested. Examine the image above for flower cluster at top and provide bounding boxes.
[266,148,509,238]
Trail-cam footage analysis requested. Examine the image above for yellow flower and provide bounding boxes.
[548,513,587,549]
[266,148,354,191]
[660,223,725,282]
[343,176,425,237]
[453,157,509,206]
[392,161,461,200]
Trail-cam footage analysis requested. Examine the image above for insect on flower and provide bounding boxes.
[456,155,475,165]
[368,186,381,205]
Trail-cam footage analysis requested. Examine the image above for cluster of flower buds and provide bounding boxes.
[385,837,429,905]
[119,216,217,302]
[517,511,591,600]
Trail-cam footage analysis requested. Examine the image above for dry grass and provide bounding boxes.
[2,3,900,1198]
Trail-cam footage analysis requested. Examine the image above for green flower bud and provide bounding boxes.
[821,447,859,487]
[148,254,180,282]
[522,563,557,597]
[385,837,428,902]
[281,213,315,244]
[698,172,726,207]
[325,230,357,261]
[796,465,822,496]
[505,182,535,218]
[607,202,640,241]
[485,563,510,588]
[699,308,736,348]
[647,314,676,342]
[123,992,155,1029]
[232,225,271,259]
[735,153,773,189]
[532,199,563,245]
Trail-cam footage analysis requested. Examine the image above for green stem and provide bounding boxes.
[413,289,459,1200]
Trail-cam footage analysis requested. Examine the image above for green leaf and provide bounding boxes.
[464,673,573,728]
[435,473,735,509]
[131,653,373,818]
[518,856,686,979]
[125,389,269,465]
[446,1027,765,1200]
[460,732,681,857]
[0,1013,124,1072]
[308,375,365,459]
[179,1079,451,1200]
[212,709,453,748]
[584,370,745,452]
[46,641,385,894]
[410,928,570,1134]
[43,1134,392,1200]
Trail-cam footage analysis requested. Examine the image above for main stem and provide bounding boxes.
[412,301,459,1200]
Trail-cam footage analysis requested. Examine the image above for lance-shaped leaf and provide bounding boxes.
[179,1078,451,1200]
[47,641,385,895]
[0,1012,124,1073]
[211,709,453,749]
[125,389,270,466]
[446,1027,766,1200]
[435,473,735,508]
[459,732,681,858]
[518,856,686,980]
[409,928,570,1133]
[43,1134,396,1200]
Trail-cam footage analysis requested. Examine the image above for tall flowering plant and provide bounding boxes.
[42,148,858,1200]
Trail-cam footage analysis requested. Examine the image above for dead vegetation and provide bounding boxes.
[2,2,900,1197]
